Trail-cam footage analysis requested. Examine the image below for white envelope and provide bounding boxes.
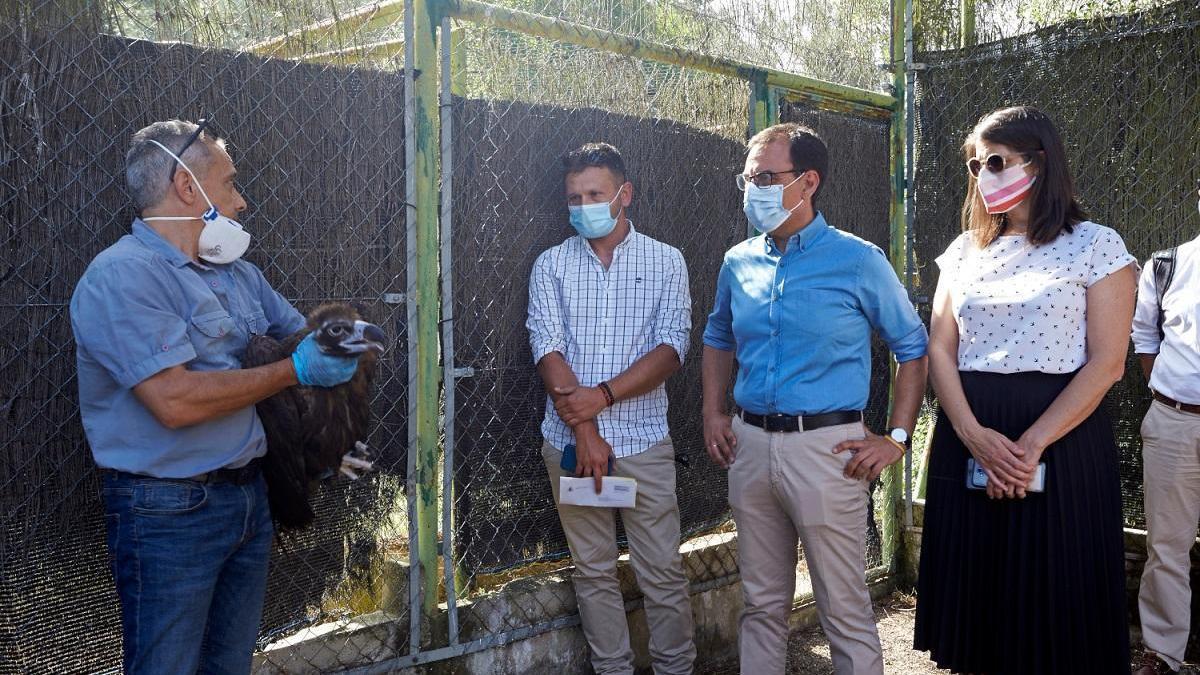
[559,476,638,508]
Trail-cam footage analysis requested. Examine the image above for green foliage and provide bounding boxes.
[915,0,1180,52]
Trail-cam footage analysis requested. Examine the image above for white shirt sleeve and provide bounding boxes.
[934,232,969,275]
[1131,255,1162,355]
[1086,225,1137,286]
[526,249,567,364]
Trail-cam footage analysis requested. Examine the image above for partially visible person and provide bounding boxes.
[914,105,1137,675]
[702,122,928,675]
[1131,179,1200,675]
[526,142,696,675]
[71,119,359,674]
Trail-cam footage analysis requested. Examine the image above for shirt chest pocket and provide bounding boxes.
[785,288,854,339]
[243,310,269,336]
[188,309,238,357]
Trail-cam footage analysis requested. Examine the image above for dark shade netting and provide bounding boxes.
[449,95,896,585]
[0,29,410,673]
[911,0,1200,529]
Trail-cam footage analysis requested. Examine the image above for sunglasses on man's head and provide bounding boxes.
[167,117,210,183]
[966,152,1030,178]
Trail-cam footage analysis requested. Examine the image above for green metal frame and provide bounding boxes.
[445,0,895,114]
[879,0,909,583]
[411,0,443,627]
[396,0,915,660]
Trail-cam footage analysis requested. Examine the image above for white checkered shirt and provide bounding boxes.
[527,225,692,458]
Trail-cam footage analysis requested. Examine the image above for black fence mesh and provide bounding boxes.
[2,0,904,670]
[0,28,411,674]
[449,98,749,583]
[447,90,897,605]
[910,0,1200,529]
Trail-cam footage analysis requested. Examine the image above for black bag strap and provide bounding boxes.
[1151,246,1178,340]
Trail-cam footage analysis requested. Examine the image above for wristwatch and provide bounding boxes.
[887,427,910,450]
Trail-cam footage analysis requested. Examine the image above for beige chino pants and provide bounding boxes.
[728,415,883,675]
[1138,400,1200,671]
[542,438,697,675]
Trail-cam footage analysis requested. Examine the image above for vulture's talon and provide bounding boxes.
[341,455,374,471]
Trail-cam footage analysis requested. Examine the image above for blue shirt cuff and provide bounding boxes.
[702,333,735,352]
[117,343,197,389]
[889,324,929,363]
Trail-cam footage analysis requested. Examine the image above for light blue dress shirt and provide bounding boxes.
[702,213,927,416]
[70,219,306,478]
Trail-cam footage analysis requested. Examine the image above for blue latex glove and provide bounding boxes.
[291,333,359,387]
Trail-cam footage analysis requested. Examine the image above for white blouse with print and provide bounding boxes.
[935,221,1137,374]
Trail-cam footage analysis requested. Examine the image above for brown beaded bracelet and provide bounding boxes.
[598,381,616,407]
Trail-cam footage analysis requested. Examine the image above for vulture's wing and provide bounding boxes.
[245,332,315,530]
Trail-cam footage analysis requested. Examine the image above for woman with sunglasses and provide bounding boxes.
[913,106,1137,674]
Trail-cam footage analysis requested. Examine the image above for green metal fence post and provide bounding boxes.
[749,70,772,135]
[412,0,444,628]
[746,70,773,237]
[882,0,909,585]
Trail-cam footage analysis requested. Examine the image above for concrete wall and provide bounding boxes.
[257,531,896,673]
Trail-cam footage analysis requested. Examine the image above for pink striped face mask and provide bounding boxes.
[977,161,1036,214]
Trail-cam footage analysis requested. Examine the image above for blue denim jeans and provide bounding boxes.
[101,471,274,675]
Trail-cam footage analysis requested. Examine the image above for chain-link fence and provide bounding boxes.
[1,4,413,672]
[1,0,907,671]
[909,0,1200,530]
[437,8,901,660]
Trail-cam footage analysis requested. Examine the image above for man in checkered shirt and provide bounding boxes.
[526,142,696,674]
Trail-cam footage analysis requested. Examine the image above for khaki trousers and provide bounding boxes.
[728,415,883,675]
[542,438,696,675]
[1138,400,1200,671]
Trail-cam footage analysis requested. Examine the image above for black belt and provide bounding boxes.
[741,410,862,433]
[106,457,263,486]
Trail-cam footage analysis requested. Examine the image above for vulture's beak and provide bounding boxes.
[342,321,387,354]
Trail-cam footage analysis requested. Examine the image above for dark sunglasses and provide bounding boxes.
[966,152,1030,178]
[167,117,210,183]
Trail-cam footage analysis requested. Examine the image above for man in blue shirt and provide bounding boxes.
[70,119,358,674]
[701,123,928,675]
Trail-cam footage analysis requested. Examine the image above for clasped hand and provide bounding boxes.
[553,385,608,426]
[960,424,1043,499]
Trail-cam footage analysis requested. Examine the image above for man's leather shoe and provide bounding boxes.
[1134,651,1178,675]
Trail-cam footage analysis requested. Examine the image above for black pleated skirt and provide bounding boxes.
[913,371,1129,675]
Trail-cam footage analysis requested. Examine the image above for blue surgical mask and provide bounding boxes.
[743,175,804,234]
[568,187,623,239]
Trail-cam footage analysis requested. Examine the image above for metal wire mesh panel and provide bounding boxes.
[0,20,410,674]
[910,0,1200,529]
[450,97,749,584]
[458,0,892,93]
[779,99,895,569]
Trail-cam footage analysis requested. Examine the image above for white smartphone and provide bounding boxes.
[966,458,1045,492]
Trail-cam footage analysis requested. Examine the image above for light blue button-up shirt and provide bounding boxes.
[70,219,306,478]
[702,213,927,416]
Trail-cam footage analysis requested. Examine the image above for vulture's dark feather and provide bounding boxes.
[243,303,384,530]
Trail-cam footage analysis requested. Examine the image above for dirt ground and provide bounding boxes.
[695,592,1200,674]
[697,592,939,674]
